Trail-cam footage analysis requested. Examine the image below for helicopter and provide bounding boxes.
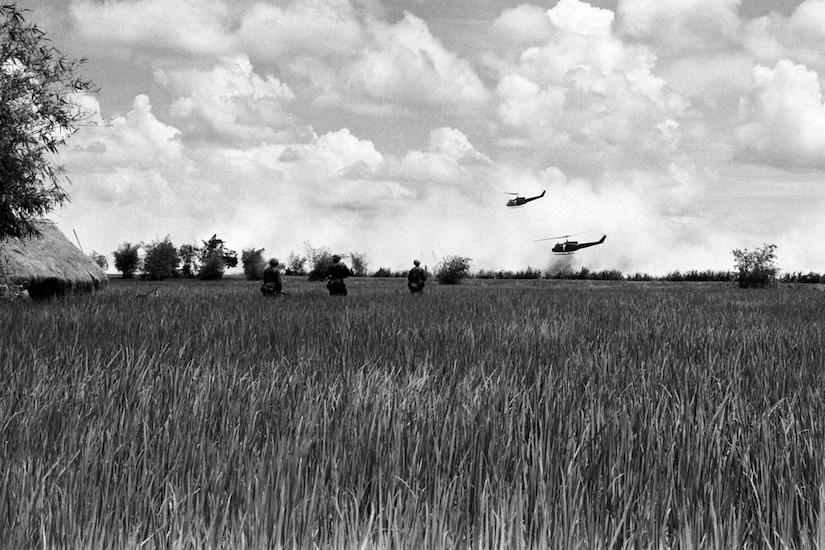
[534,233,606,255]
[506,190,545,207]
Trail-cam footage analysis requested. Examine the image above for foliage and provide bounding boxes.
[285,251,307,276]
[544,267,623,281]
[177,243,199,279]
[372,267,407,277]
[141,236,179,281]
[1,279,823,547]
[434,255,472,284]
[476,267,542,279]
[88,251,107,271]
[732,243,779,288]
[0,5,94,240]
[305,243,333,281]
[780,271,825,284]
[194,234,237,280]
[665,269,734,282]
[349,251,368,277]
[112,242,140,279]
[197,250,226,281]
[200,234,237,268]
[241,248,266,281]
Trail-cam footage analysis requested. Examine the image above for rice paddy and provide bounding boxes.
[1,277,823,549]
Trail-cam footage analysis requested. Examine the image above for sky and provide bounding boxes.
[15,0,825,275]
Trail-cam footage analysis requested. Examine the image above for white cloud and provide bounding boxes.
[492,4,552,49]
[344,13,490,110]
[735,59,825,167]
[70,0,235,57]
[617,0,742,54]
[549,0,616,36]
[490,0,690,173]
[158,55,299,144]
[383,127,491,187]
[238,0,364,61]
[741,0,825,74]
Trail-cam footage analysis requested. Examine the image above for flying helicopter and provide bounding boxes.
[506,190,545,207]
[534,233,607,255]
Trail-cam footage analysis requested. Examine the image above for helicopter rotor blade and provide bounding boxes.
[534,229,597,242]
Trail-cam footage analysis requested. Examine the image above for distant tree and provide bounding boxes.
[241,247,266,281]
[0,5,95,240]
[732,243,779,288]
[178,243,200,278]
[349,251,368,277]
[198,250,225,280]
[142,236,179,280]
[113,242,140,279]
[285,251,307,276]
[88,251,107,271]
[196,234,237,280]
[305,243,333,281]
[435,255,472,285]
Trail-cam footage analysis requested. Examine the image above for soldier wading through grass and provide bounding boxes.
[326,254,351,296]
[407,259,427,294]
[260,258,283,296]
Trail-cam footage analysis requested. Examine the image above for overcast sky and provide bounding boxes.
[17,0,825,274]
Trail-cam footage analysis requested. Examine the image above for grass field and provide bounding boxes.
[1,277,824,549]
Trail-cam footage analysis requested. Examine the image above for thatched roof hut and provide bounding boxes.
[0,219,108,299]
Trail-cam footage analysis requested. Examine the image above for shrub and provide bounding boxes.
[178,244,199,278]
[198,250,226,280]
[286,252,307,276]
[477,267,542,279]
[142,237,179,280]
[349,251,368,277]
[113,242,140,279]
[195,235,238,281]
[89,251,108,271]
[435,256,472,285]
[242,248,266,281]
[372,267,406,278]
[305,244,333,281]
[733,243,778,288]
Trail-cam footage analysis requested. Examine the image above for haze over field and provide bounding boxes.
[20,0,825,275]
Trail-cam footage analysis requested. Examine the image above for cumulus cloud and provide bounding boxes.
[490,0,690,175]
[238,0,365,61]
[617,0,742,54]
[735,59,825,167]
[343,12,490,110]
[742,0,825,74]
[492,4,552,50]
[70,0,235,57]
[158,55,301,144]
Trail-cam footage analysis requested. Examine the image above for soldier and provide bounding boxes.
[407,259,427,294]
[326,254,351,296]
[261,258,282,296]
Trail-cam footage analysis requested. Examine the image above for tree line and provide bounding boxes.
[93,236,370,282]
[92,241,823,289]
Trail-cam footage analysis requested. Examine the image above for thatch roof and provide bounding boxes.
[0,219,108,299]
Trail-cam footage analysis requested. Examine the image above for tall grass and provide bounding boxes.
[1,278,823,548]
